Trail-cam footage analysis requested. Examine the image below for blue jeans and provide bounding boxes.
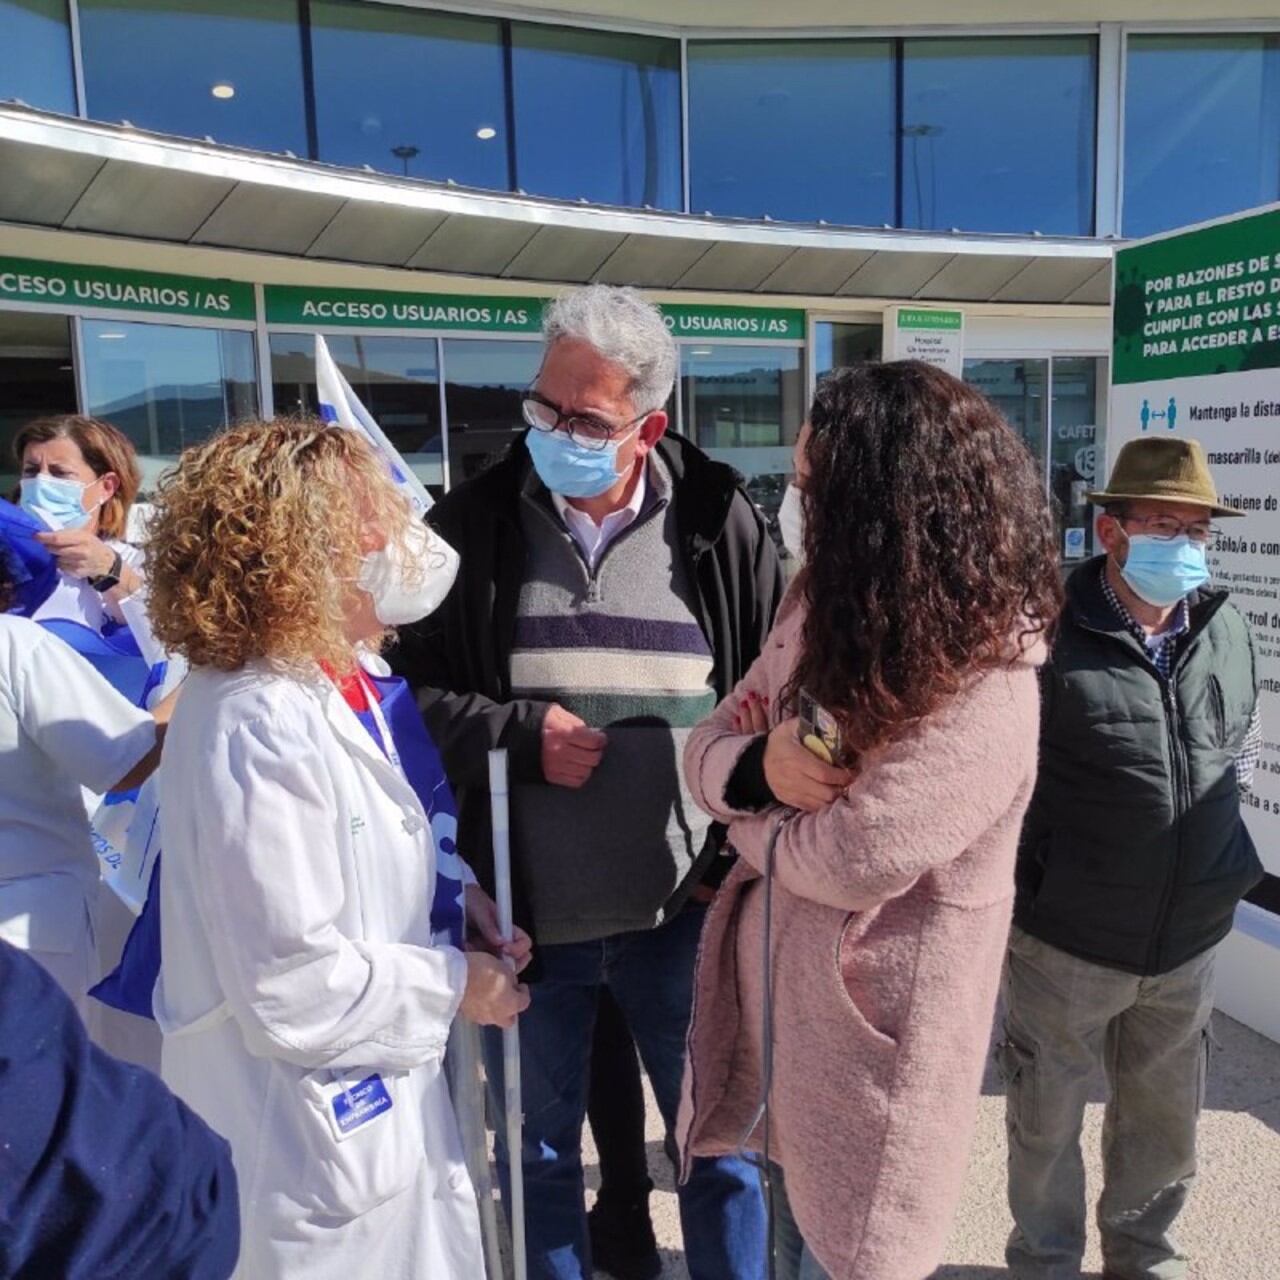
[768,1162,832,1280]
[485,902,767,1280]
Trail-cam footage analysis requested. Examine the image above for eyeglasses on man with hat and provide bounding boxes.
[1088,436,1243,620]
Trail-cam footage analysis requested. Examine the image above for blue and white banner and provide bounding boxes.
[315,334,434,519]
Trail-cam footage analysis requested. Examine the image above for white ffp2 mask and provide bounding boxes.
[358,520,459,626]
[778,483,805,563]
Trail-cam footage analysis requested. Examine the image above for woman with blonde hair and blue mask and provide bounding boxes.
[145,418,531,1280]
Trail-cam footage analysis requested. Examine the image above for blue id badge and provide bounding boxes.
[326,1073,394,1143]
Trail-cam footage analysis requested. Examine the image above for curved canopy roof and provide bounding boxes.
[0,104,1112,305]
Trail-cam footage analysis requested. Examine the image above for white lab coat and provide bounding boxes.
[30,538,177,1068]
[154,659,484,1280]
[0,615,155,1013]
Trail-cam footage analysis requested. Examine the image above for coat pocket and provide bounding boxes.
[292,1066,425,1219]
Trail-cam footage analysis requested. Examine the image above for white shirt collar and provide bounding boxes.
[551,465,648,570]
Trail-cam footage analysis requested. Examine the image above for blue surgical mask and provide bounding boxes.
[1120,534,1210,607]
[526,427,631,500]
[19,473,98,531]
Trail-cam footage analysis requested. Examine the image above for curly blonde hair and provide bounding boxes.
[146,418,414,672]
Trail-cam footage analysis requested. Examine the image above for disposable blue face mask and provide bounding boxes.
[526,426,633,500]
[1120,533,1210,607]
[19,473,99,531]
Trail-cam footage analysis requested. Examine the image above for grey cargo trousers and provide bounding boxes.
[999,925,1216,1280]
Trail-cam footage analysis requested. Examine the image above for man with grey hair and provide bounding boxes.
[395,284,779,1280]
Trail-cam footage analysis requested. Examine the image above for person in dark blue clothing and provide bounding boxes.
[0,938,240,1279]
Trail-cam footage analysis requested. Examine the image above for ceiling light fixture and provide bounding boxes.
[476,125,497,140]
[211,82,235,100]
[97,331,127,340]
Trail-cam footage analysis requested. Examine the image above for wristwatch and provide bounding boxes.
[89,549,123,594]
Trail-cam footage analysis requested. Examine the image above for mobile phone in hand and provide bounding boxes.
[798,690,841,764]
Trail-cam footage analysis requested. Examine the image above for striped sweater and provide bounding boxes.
[510,457,716,943]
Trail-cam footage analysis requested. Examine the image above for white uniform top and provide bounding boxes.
[0,615,154,966]
[31,540,165,667]
[156,660,483,1280]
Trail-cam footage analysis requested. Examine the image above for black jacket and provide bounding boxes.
[392,432,784,946]
[1015,558,1263,975]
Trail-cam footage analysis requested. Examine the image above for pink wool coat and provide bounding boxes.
[679,596,1044,1280]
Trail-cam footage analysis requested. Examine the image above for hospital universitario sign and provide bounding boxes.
[1110,203,1280,905]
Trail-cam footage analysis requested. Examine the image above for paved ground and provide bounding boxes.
[570,1011,1280,1279]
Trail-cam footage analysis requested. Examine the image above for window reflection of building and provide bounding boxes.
[1124,34,1280,236]
[0,311,77,494]
[814,321,884,377]
[78,0,310,155]
[443,339,542,483]
[269,334,443,490]
[680,344,804,552]
[81,319,258,489]
[964,355,1107,560]
[0,0,76,114]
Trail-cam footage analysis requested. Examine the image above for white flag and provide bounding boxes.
[315,334,435,518]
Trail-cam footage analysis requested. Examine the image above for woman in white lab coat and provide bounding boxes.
[14,413,174,1067]
[145,418,530,1280]
[0,550,161,1012]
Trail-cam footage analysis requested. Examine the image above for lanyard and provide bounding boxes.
[362,679,404,775]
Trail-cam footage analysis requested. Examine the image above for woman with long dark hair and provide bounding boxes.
[679,361,1063,1280]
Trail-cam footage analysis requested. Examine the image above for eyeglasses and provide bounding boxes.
[521,392,648,452]
[1118,513,1222,545]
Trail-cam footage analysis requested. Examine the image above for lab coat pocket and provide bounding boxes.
[295,1066,425,1219]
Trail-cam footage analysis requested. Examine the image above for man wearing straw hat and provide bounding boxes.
[1002,437,1263,1280]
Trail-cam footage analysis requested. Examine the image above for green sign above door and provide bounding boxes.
[661,303,805,341]
[264,285,806,341]
[0,256,255,321]
[265,284,545,333]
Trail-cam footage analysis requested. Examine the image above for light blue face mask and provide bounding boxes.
[19,473,97,531]
[526,427,632,500]
[1121,534,1210,607]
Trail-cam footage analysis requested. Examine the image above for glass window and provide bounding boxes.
[963,357,1048,474]
[1124,35,1280,237]
[442,338,541,485]
[902,37,1096,235]
[814,321,884,377]
[79,0,308,154]
[269,333,443,490]
[681,343,805,545]
[0,310,77,495]
[1050,356,1106,562]
[688,41,895,225]
[0,0,76,114]
[82,319,257,488]
[310,2,508,187]
[510,23,681,209]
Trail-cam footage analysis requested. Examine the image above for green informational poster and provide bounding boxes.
[1110,203,1280,933]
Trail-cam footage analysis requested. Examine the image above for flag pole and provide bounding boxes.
[488,750,526,1280]
[450,1021,506,1280]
